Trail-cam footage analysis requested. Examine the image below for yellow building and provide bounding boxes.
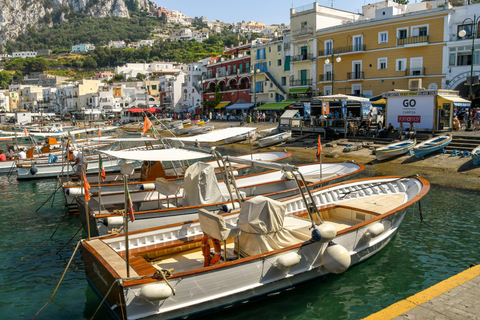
[6,91,19,111]
[316,4,447,97]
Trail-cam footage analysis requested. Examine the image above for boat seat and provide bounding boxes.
[198,209,241,261]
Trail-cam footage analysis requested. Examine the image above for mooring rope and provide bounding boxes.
[35,184,63,212]
[56,221,86,254]
[90,279,120,320]
[31,240,81,320]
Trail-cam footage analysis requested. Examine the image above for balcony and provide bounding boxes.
[318,74,333,82]
[318,45,366,57]
[347,72,364,80]
[405,68,426,76]
[397,35,429,46]
[290,79,312,86]
[291,53,314,62]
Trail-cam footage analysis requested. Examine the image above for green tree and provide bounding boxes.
[83,56,98,69]
[24,57,49,73]
[136,73,146,80]
[114,74,125,81]
[0,70,12,89]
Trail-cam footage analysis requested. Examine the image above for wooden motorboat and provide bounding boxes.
[81,174,429,320]
[413,134,452,158]
[257,130,291,147]
[187,125,214,136]
[224,130,255,144]
[375,139,416,161]
[77,160,364,236]
[61,150,292,210]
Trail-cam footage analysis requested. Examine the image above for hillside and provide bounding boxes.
[0,0,152,48]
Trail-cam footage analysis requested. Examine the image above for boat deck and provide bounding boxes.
[339,193,406,214]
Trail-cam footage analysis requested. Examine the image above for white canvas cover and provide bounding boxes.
[168,127,256,143]
[99,148,212,161]
[182,162,225,207]
[237,196,310,256]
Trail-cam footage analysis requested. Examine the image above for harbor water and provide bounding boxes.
[0,147,479,320]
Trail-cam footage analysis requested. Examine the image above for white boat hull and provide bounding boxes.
[258,131,291,147]
[81,176,429,320]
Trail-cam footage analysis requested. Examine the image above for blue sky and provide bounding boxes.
[153,0,370,25]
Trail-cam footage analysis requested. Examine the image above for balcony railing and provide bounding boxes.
[397,35,429,46]
[318,74,333,82]
[347,72,364,80]
[318,45,366,56]
[405,68,426,76]
[291,53,314,62]
[290,79,312,86]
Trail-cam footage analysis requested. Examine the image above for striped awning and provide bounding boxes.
[214,101,230,109]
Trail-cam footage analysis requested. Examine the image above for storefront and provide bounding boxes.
[383,89,471,132]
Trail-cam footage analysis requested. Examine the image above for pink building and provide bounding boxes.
[95,72,115,80]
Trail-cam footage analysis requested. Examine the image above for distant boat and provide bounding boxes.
[126,130,142,135]
[188,125,214,135]
[258,130,291,147]
[413,134,452,158]
[224,130,255,144]
[472,145,480,165]
[375,139,416,161]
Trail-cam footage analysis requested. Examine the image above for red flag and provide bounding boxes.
[98,129,101,137]
[142,116,153,134]
[99,157,106,182]
[83,169,91,202]
[126,185,135,222]
[24,128,28,136]
[316,136,322,159]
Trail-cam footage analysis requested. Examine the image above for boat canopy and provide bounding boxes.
[168,127,257,143]
[99,148,212,161]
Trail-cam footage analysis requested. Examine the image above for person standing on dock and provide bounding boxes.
[72,148,84,180]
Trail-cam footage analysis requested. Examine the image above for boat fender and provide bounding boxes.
[139,283,172,301]
[140,183,156,190]
[322,241,351,274]
[231,170,238,177]
[221,202,237,212]
[365,223,384,238]
[103,216,124,227]
[311,223,337,243]
[66,188,84,196]
[274,252,301,270]
[30,164,38,175]
[282,171,295,180]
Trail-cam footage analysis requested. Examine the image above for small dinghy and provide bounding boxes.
[375,139,416,161]
[472,145,480,165]
[413,134,452,158]
[258,130,291,147]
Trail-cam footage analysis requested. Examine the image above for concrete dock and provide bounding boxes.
[364,264,480,320]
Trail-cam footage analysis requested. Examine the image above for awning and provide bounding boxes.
[225,103,254,110]
[127,107,157,113]
[437,95,471,108]
[214,101,230,109]
[280,110,299,118]
[288,88,310,94]
[257,101,294,110]
[372,98,386,105]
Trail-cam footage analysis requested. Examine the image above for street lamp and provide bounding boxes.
[458,14,480,130]
[325,53,341,95]
[251,68,260,121]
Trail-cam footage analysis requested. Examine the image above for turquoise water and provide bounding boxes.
[0,151,479,319]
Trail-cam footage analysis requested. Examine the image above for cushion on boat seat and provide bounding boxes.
[198,209,241,241]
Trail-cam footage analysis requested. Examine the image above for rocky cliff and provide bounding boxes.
[0,0,152,47]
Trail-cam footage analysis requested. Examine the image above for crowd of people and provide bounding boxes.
[0,147,26,161]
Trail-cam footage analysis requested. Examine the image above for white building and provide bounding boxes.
[179,59,209,112]
[108,40,126,49]
[0,92,11,111]
[12,51,37,59]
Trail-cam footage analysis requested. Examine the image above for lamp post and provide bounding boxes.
[324,52,341,95]
[458,15,480,130]
[250,68,260,122]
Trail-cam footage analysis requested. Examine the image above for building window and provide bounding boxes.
[281,77,286,86]
[396,58,407,71]
[301,21,307,28]
[378,57,388,70]
[353,35,363,51]
[378,31,388,44]
[277,59,282,66]
[324,86,332,95]
[412,25,428,37]
[277,45,281,51]
[458,24,473,39]
[269,47,271,53]
[352,84,361,96]
[397,28,408,39]
[269,61,271,67]
[325,39,333,56]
